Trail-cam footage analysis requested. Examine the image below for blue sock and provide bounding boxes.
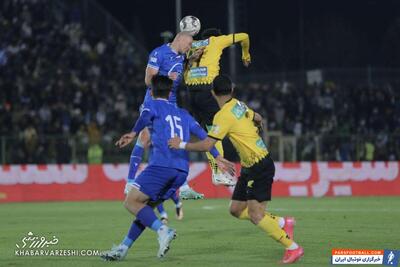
[127,141,144,181]
[136,205,163,232]
[157,204,167,218]
[122,219,146,248]
[171,193,180,205]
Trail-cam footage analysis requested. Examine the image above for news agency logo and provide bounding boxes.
[15,232,100,257]
[332,249,400,266]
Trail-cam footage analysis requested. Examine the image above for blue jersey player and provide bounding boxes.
[100,75,234,261]
[128,32,205,209]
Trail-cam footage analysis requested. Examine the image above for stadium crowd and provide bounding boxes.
[0,0,399,163]
[0,0,145,163]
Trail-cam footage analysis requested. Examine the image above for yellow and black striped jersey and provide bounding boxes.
[185,33,250,85]
[208,98,268,167]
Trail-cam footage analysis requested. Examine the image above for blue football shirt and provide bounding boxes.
[145,44,185,104]
[132,98,214,173]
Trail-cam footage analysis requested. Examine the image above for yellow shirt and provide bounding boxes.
[185,33,251,85]
[208,98,268,167]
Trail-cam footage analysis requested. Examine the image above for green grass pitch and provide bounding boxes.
[0,197,399,267]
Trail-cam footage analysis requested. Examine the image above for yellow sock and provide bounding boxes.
[257,215,293,248]
[238,208,283,227]
[206,140,223,174]
[239,207,250,220]
[265,211,284,227]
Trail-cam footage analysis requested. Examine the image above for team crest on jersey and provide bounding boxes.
[192,39,209,49]
[231,102,247,119]
[256,138,267,150]
[210,125,220,134]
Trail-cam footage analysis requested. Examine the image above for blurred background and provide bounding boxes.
[1,0,399,164]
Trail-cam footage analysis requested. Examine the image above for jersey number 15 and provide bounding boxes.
[165,115,183,139]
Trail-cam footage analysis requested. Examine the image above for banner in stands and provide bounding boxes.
[0,162,399,202]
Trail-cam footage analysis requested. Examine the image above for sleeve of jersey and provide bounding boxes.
[246,108,255,121]
[217,33,250,61]
[236,33,250,61]
[147,49,162,71]
[132,106,154,133]
[189,118,220,158]
[207,112,231,141]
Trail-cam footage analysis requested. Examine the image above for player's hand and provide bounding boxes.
[215,155,236,177]
[124,182,135,195]
[254,112,262,124]
[242,55,251,67]
[168,135,182,149]
[189,47,204,63]
[115,132,136,148]
[242,58,251,67]
[168,72,179,81]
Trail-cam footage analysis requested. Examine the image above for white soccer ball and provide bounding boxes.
[179,16,201,36]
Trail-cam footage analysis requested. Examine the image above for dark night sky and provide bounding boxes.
[97,0,400,73]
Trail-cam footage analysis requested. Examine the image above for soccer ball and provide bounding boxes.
[179,16,201,36]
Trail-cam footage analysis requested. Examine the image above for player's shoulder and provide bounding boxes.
[151,44,169,55]
[177,107,196,122]
[142,98,156,110]
[212,34,232,41]
[177,107,191,118]
[216,98,247,120]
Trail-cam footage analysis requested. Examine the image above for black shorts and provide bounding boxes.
[187,84,220,129]
[232,155,275,202]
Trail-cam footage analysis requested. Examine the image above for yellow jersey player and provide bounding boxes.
[184,28,251,186]
[169,75,304,264]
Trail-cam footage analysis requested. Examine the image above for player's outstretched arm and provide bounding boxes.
[215,156,236,177]
[232,33,251,66]
[168,136,235,176]
[116,105,154,148]
[219,33,251,67]
[115,132,137,148]
[188,119,221,158]
[168,135,216,152]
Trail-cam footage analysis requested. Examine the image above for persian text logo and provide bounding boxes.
[14,232,101,257]
[332,249,400,266]
[15,232,59,249]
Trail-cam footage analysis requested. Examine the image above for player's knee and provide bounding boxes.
[248,209,264,224]
[124,195,140,214]
[123,198,132,211]
[229,206,242,218]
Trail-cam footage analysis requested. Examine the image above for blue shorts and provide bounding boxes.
[133,165,187,202]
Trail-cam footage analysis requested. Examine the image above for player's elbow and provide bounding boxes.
[235,32,249,42]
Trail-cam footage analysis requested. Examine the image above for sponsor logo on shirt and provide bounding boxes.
[189,67,208,78]
[192,39,209,48]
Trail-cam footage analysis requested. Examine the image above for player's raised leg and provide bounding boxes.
[127,129,151,181]
[179,181,204,200]
[157,203,169,224]
[124,185,176,258]
[101,219,145,261]
[206,140,235,186]
[230,200,303,264]
[170,192,184,220]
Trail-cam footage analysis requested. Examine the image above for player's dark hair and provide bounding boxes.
[201,28,222,39]
[212,74,233,96]
[151,75,172,98]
